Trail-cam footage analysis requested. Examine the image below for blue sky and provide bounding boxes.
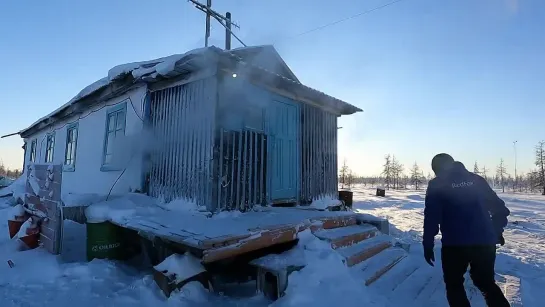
[0,0,543,177]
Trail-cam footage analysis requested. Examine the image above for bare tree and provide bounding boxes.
[339,159,350,189]
[426,172,433,181]
[473,161,480,175]
[410,162,423,190]
[347,169,355,189]
[535,141,545,195]
[391,156,404,190]
[516,174,525,192]
[496,159,508,193]
[481,165,489,183]
[382,155,392,190]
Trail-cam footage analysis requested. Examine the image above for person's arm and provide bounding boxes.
[479,177,510,234]
[423,181,442,249]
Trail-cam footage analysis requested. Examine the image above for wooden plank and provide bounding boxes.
[412,268,444,304]
[420,273,448,307]
[40,235,56,252]
[198,233,253,249]
[25,164,63,254]
[344,241,391,267]
[202,227,298,263]
[40,222,57,241]
[309,215,358,232]
[387,265,435,305]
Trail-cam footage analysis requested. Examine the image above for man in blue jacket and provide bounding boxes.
[423,153,511,307]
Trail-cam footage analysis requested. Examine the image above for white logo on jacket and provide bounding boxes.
[452,181,474,188]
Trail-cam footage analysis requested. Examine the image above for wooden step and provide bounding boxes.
[337,234,392,267]
[370,253,421,292]
[309,214,358,232]
[313,224,379,249]
[387,265,437,305]
[352,247,407,286]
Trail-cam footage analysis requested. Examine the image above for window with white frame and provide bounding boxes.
[29,139,37,162]
[64,123,78,171]
[102,102,126,170]
[45,133,55,163]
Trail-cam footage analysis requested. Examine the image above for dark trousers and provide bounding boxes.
[441,246,510,307]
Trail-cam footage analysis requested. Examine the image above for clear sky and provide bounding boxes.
[0,0,543,177]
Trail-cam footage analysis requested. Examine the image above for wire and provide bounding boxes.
[107,92,147,200]
[273,0,406,45]
[26,89,148,201]
[106,151,137,201]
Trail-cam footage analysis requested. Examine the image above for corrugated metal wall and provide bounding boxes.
[300,104,338,203]
[148,78,216,207]
[217,129,268,211]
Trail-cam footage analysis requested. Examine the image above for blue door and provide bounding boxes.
[267,99,299,202]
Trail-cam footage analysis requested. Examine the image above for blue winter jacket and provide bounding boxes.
[423,162,510,249]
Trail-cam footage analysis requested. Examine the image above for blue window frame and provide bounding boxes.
[29,139,37,162]
[64,123,78,171]
[45,133,55,163]
[101,102,127,171]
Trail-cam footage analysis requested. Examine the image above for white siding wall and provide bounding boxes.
[23,86,147,197]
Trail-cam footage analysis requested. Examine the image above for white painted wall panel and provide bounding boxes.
[23,86,147,198]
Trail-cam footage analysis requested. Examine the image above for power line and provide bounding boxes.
[274,0,406,45]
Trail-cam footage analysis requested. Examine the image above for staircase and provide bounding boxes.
[250,214,523,304]
[311,215,409,286]
[310,218,523,306]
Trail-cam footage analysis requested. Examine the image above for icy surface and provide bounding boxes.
[85,195,354,242]
[1,187,544,306]
[154,253,206,282]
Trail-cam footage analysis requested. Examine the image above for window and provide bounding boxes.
[45,133,55,163]
[102,102,126,171]
[29,139,37,162]
[64,123,78,171]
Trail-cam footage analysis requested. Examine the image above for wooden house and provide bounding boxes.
[12,45,362,211]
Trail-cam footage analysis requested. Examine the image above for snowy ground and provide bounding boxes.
[352,185,545,306]
[0,186,544,306]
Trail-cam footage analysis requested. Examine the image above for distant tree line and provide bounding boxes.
[339,140,545,195]
[339,155,432,191]
[0,160,22,179]
[475,140,545,195]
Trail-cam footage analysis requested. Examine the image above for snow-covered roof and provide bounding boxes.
[15,45,361,137]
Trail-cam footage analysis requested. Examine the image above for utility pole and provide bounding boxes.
[187,0,246,49]
[225,12,232,50]
[513,140,518,192]
[205,0,211,47]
